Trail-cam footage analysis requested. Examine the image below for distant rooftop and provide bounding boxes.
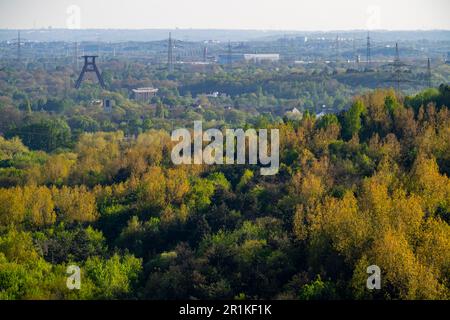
[132,87,159,94]
[243,54,280,61]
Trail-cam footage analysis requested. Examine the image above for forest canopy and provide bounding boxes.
[0,86,449,300]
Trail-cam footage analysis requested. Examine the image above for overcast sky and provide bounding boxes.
[0,0,449,30]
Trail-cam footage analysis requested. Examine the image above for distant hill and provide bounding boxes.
[1,29,450,43]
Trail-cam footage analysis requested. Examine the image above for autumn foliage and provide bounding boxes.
[0,88,449,300]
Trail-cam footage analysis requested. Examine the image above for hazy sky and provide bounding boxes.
[0,0,449,30]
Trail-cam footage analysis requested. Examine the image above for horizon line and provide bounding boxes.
[1,28,450,33]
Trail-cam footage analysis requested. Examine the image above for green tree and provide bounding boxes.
[7,118,71,152]
[342,100,366,140]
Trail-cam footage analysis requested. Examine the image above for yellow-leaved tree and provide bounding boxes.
[0,187,25,226]
[52,186,98,223]
[23,185,56,227]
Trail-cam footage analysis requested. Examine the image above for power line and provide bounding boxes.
[168,32,174,73]
[227,41,232,69]
[203,46,208,63]
[335,34,340,64]
[74,41,79,70]
[366,31,371,70]
[10,30,27,63]
[18,31,21,62]
[385,42,412,94]
[394,43,401,92]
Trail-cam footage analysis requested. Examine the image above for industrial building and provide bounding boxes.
[243,54,280,63]
[103,98,115,112]
[218,53,280,64]
[132,87,159,102]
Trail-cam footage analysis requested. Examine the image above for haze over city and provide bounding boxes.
[0,0,449,31]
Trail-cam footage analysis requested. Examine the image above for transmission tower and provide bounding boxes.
[168,32,174,72]
[426,58,432,88]
[385,42,411,94]
[18,31,21,62]
[352,36,365,71]
[394,42,400,63]
[227,41,232,69]
[366,31,371,70]
[75,55,106,89]
[96,34,101,60]
[391,43,402,93]
[11,30,26,63]
[74,41,79,70]
[203,46,208,62]
[335,34,340,64]
[393,43,402,92]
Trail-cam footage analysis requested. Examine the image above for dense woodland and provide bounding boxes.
[0,63,449,299]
